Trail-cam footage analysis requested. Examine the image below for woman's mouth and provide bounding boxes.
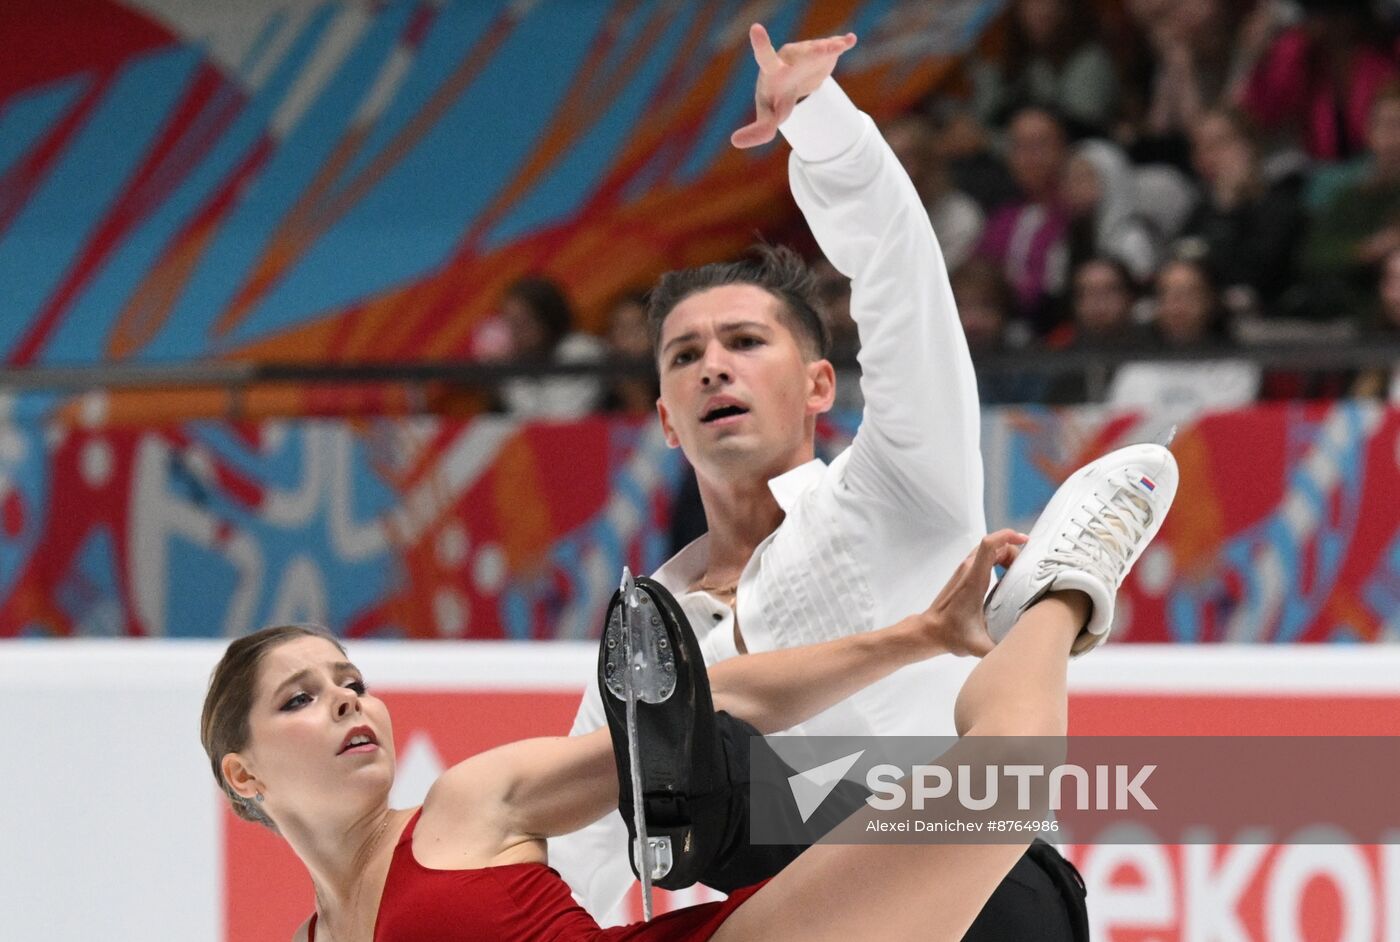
[338,726,379,755]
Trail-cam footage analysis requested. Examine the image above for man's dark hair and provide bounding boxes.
[646,244,831,360]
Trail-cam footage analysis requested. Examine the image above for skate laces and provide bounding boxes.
[1037,472,1155,590]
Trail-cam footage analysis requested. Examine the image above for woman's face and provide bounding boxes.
[224,636,395,824]
[1073,261,1133,334]
[1155,261,1214,344]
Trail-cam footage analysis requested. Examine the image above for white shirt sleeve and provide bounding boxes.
[780,80,983,533]
[546,681,637,921]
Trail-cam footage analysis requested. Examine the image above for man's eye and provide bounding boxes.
[671,350,697,366]
[282,692,311,711]
[347,680,367,695]
[733,336,762,348]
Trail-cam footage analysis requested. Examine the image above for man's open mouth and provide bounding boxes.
[701,404,749,423]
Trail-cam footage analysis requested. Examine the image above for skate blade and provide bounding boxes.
[603,587,677,704]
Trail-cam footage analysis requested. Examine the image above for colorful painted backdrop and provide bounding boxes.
[0,0,994,382]
[3,399,1397,641]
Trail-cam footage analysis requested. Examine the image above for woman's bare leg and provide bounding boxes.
[711,592,1088,942]
[953,591,1087,739]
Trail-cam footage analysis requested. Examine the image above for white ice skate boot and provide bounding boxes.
[984,443,1178,655]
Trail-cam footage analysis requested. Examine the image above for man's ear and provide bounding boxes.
[806,358,837,415]
[656,397,681,448]
[221,753,260,801]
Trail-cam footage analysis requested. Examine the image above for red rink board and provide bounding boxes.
[225,690,1400,940]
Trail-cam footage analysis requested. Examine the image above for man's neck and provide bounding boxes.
[693,465,792,586]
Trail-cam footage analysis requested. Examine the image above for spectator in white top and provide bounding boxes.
[488,276,604,419]
[1110,256,1261,429]
[1063,139,1161,283]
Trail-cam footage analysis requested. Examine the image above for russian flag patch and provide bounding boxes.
[1138,476,1156,492]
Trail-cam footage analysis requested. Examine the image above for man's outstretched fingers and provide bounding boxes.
[731,119,775,149]
[749,23,783,71]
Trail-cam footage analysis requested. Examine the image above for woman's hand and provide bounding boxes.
[917,529,1027,658]
[731,24,857,149]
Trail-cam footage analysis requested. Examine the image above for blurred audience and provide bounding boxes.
[1141,0,1256,141]
[1046,257,1150,402]
[1238,0,1398,161]
[1063,138,1161,282]
[885,115,985,270]
[484,276,604,418]
[1108,257,1262,430]
[972,0,1120,135]
[1301,85,1400,318]
[977,106,1072,332]
[952,259,1044,404]
[1067,257,1146,348]
[1350,246,1400,401]
[477,3,1400,412]
[1149,256,1229,347]
[1178,107,1304,313]
[600,291,657,417]
[929,100,1021,212]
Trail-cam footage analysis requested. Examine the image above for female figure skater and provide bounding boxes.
[201,443,1177,941]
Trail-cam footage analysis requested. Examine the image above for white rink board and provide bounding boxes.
[3,641,1400,941]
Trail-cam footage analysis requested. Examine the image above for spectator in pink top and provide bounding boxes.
[1238,0,1398,161]
[977,106,1071,333]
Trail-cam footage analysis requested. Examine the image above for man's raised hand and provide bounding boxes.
[730,24,857,149]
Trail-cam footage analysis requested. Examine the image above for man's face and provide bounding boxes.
[655,285,833,480]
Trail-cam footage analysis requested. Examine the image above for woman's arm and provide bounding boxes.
[708,530,1020,733]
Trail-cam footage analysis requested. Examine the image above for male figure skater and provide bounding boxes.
[552,26,1085,938]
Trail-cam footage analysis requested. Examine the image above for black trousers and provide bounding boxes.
[700,715,1089,941]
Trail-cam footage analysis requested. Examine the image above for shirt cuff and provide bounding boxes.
[778,78,866,163]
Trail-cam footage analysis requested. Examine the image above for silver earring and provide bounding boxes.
[255,792,264,803]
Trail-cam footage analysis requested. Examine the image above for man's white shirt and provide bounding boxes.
[548,79,986,920]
